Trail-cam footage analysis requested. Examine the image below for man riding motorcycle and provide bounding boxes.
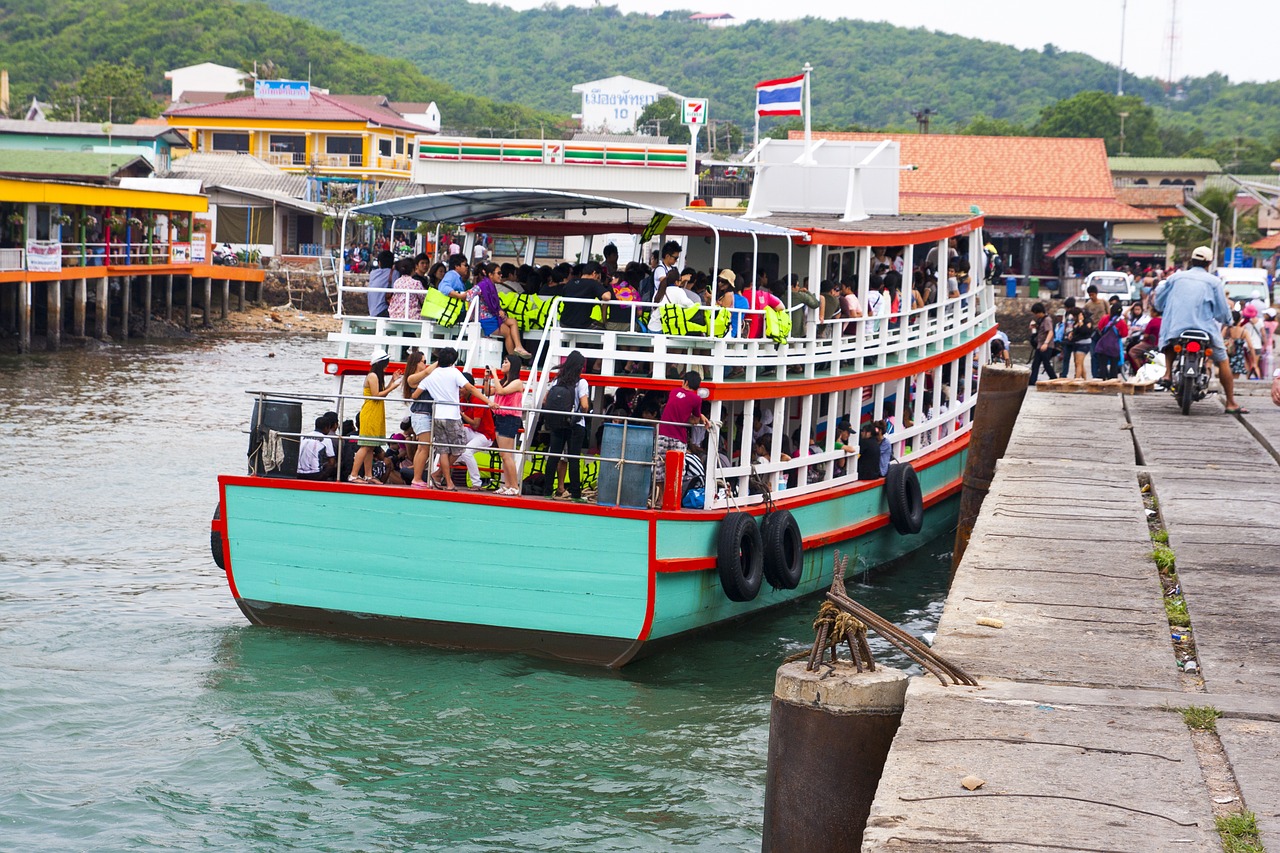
[1151,245,1244,414]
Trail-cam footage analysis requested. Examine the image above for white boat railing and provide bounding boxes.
[329,283,995,383]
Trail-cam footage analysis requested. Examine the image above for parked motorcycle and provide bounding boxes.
[1169,329,1214,415]
[212,244,239,266]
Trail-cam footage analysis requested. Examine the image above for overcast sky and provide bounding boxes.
[491,0,1275,84]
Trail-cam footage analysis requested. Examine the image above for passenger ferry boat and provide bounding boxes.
[211,138,995,667]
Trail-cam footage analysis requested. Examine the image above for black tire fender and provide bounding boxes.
[761,510,804,590]
[716,511,763,602]
[885,462,924,535]
[211,504,225,570]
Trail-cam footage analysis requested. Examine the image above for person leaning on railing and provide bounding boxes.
[368,250,394,318]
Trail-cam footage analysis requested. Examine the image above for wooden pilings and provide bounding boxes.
[3,265,262,351]
[46,279,62,350]
[73,278,87,337]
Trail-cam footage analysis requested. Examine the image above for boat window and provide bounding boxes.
[730,251,779,284]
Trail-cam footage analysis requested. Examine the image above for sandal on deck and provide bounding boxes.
[1225,406,1250,415]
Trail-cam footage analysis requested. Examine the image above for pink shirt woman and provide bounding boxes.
[742,287,783,339]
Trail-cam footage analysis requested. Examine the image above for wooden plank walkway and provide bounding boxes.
[862,388,1280,852]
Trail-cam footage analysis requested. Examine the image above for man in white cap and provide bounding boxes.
[1152,246,1243,413]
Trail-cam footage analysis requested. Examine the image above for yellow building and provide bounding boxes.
[164,89,428,182]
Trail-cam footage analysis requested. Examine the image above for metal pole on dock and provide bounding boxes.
[951,363,1029,570]
[164,274,173,322]
[762,662,908,853]
[46,280,62,350]
[183,275,192,330]
[221,279,230,321]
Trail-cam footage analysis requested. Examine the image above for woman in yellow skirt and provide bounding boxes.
[350,349,402,484]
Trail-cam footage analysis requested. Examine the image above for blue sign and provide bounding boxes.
[254,80,310,101]
[1223,247,1244,267]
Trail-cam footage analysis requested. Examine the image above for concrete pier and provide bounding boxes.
[862,389,1280,851]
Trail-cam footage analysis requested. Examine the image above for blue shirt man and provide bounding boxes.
[1152,246,1242,412]
[438,255,470,298]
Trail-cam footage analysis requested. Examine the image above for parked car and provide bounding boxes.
[1083,270,1138,304]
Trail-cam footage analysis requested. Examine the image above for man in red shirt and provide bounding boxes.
[655,372,711,495]
[459,371,498,489]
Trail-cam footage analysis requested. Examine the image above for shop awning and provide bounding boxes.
[0,177,208,212]
[1047,229,1109,259]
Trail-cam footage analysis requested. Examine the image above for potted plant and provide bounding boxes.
[7,212,24,227]
[83,214,99,228]
[127,216,143,229]
[54,214,73,227]
[104,214,125,230]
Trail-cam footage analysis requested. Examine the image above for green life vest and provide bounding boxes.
[420,288,465,326]
[712,307,731,338]
[764,305,791,344]
[502,292,544,330]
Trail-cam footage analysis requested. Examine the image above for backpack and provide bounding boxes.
[1095,321,1122,358]
[543,383,576,431]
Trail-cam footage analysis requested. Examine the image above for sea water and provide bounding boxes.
[0,337,953,851]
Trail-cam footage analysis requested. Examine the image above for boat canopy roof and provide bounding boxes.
[349,188,809,240]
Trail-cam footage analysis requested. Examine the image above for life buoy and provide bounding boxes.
[885,462,924,535]
[211,504,225,570]
[716,511,763,602]
[761,510,803,590]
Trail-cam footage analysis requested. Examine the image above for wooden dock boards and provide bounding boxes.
[863,391,1224,851]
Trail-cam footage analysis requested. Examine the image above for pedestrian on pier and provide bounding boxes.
[1028,302,1057,385]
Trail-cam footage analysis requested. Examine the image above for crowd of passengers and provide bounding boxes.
[294,346,900,506]
[363,239,977,345]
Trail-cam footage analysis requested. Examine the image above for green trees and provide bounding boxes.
[1032,91,1159,155]
[49,61,159,123]
[635,97,689,143]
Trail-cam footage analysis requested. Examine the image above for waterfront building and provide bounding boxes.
[164,62,253,104]
[1108,155,1222,191]
[795,131,1152,289]
[0,118,191,172]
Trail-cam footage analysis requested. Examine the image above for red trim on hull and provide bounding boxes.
[216,481,241,600]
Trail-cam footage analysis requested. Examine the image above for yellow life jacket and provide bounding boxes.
[764,305,792,344]
[659,303,708,336]
[420,288,465,326]
[503,292,544,330]
[711,307,732,338]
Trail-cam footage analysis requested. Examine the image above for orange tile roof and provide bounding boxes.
[1251,232,1280,251]
[792,131,1154,223]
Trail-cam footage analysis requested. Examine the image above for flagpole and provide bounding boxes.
[802,62,813,163]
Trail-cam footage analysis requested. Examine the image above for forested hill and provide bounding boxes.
[0,0,561,131]
[261,0,1280,141]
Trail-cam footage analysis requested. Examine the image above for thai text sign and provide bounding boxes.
[26,240,61,272]
[254,80,310,100]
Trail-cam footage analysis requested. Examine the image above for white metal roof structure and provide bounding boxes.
[349,188,807,239]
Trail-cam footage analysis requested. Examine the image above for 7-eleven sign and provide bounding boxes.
[682,98,708,126]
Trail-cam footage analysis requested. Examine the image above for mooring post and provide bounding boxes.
[46,279,62,350]
[236,277,245,311]
[762,662,908,853]
[94,278,108,340]
[951,363,1030,570]
[142,275,152,337]
[165,273,173,322]
[202,277,212,328]
[73,277,86,337]
[221,278,230,320]
[183,275,192,330]
[18,278,31,353]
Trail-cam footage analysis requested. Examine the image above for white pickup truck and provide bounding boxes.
[1215,267,1273,308]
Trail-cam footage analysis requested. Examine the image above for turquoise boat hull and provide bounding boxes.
[215,442,966,667]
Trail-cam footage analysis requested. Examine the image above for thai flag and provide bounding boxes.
[755,74,804,117]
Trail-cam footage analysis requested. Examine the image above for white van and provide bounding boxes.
[1083,270,1138,304]
[1215,267,1272,308]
